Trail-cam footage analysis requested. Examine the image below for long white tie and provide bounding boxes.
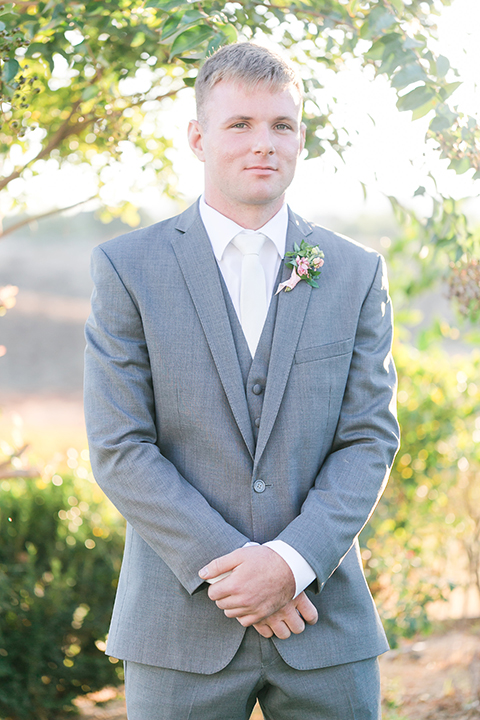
[232,231,268,356]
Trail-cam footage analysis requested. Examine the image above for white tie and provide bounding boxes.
[232,231,268,356]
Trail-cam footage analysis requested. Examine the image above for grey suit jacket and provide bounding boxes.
[84,201,400,674]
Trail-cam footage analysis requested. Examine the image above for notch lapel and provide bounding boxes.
[172,206,255,459]
[254,211,315,469]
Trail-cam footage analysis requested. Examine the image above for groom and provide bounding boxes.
[84,42,399,719]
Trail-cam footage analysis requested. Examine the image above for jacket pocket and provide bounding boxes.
[294,337,354,364]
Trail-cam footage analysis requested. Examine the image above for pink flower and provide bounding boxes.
[312,257,324,269]
[275,268,303,294]
[296,256,310,277]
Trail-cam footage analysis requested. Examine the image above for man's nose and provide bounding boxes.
[252,126,275,155]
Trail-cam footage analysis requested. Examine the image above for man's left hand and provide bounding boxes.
[252,591,318,639]
[199,545,295,625]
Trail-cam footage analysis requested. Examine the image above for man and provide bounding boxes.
[84,42,399,720]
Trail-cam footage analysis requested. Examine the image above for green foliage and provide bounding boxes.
[383,194,480,329]
[447,257,480,323]
[283,240,324,289]
[2,0,470,174]
[0,469,125,720]
[0,1,479,320]
[361,342,480,647]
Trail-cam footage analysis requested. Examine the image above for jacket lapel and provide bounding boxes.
[172,204,255,459]
[254,210,315,469]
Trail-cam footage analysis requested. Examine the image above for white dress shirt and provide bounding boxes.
[199,196,316,598]
[199,195,286,321]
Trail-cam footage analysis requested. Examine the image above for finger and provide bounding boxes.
[207,575,245,602]
[209,582,268,615]
[212,593,247,611]
[281,608,305,635]
[227,598,282,624]
[253,622,274,638]
[295,593,318,625]
[221,606,249,619]
[207,571,232,585]
[266,620,291,640]
[235,613,261,628]
[207,581,232,602]
[212,580,264,610]
[199,550,240,581]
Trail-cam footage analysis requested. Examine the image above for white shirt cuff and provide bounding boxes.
[264,540,316,598]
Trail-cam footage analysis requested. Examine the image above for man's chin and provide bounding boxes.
[235,189,287,208]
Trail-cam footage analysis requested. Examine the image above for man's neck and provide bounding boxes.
[203,194,285,231]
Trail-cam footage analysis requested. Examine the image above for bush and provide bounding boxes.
[0,465,125,720]
[361,342,480,647]
[2,344,479,717]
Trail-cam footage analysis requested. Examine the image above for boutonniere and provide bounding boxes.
[275,240,324,294]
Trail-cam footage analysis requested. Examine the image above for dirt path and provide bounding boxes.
[77,622,480,720]
[380,621,480,719]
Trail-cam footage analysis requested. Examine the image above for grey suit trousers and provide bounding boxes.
[124,628,381,720]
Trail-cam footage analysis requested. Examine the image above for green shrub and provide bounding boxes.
[0,466,125,720]
[2,345,479,718]
[362,343,480,646]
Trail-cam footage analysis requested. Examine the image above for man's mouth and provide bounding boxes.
[245,166,277,173]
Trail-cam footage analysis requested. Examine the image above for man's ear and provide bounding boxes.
[188,119,205,162]
[299,121,307,154]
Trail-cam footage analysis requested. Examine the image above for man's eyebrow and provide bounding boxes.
[224,115,253,123]
[273,116,298,124]
[223,115,298,125]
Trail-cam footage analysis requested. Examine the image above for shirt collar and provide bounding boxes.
[199,195,288,262]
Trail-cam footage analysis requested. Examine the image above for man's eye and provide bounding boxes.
[232,122,247,128]
[275,123,291,130]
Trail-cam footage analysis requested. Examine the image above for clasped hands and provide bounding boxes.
[199,545,318,640]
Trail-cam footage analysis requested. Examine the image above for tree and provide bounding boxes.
[0,0,479,318]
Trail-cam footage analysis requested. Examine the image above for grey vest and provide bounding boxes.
[219,274,280,447]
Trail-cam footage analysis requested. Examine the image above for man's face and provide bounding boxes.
[188,80,306,219]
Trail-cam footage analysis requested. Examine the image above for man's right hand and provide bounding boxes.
[251,591,318,640]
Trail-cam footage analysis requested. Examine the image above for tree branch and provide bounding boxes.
[0,195,98,240]
[0,444,29,470]
[0,443,40,479]
[265,2,355,28]
[0,0,41,12]
[0,77,180,195]
[0,97,84,192]
[0,0,40,5]
[0,468,40,479]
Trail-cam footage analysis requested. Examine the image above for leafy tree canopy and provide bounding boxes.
[0,0,479,319]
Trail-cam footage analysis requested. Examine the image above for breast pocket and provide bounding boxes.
[294,337,354,365]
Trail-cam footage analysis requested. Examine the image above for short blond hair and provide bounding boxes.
[195,43,303,123]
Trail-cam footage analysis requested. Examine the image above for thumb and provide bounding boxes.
[199,550,240,580]
[295,592,318,625]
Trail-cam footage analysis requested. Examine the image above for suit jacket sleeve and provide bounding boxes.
[275,253,400,591]
[84,246,249,595]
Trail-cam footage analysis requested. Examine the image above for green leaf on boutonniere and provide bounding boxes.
[276,240,325,294]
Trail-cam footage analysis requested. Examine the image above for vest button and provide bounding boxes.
[253,479,266,493]
[254,417,261,428]
[252,383,263,395]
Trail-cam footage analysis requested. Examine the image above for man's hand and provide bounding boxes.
[253,591,318,639]
[199,545,296,625]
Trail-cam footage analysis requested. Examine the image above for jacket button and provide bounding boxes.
[254,417,261,428]
[253,479,266,493]
[252,383,263,395]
